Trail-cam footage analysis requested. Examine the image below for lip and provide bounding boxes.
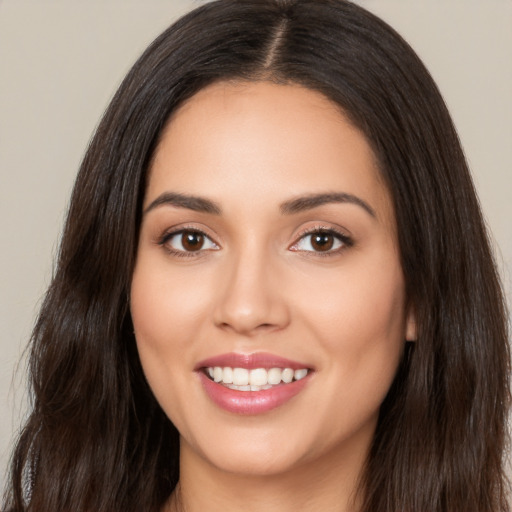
[194,352,313,371]
[195,352,314,415]
[198,371,312,415]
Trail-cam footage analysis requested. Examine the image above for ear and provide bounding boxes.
[405,306,417,342]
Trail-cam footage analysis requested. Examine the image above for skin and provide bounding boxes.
[130,80,416,512]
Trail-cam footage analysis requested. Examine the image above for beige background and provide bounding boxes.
[1,0,511,488]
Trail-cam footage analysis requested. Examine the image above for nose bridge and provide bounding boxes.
[214,241,289,335]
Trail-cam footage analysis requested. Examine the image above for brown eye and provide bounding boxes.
[162,229,218,254]
[181,231,204,251]
[291,229,349,254]
[310,233,334,252]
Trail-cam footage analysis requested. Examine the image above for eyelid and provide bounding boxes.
[289,224,353,254]
[157,225,221,256]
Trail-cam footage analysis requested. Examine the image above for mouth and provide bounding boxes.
[196,353,314,414]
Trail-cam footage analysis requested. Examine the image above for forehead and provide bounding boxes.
[147,80,393,225]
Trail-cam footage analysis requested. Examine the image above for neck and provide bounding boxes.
[165,437,367,512]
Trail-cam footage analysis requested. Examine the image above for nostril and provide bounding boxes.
[217,321,279,334]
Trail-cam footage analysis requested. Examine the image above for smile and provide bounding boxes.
[205,366,309,391]
[196,353,313,414]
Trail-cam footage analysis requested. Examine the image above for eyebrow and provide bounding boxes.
[144,192,222,215]
[144,191,375,218]
[280,192,376,218]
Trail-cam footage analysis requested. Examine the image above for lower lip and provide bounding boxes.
[198,371,311,415]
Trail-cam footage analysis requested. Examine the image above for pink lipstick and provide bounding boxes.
[195,352,313,415]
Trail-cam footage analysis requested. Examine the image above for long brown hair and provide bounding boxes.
[3,1,510,511]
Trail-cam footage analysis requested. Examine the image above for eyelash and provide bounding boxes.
[290,226,353,257]
[157,226,218,259]
[157,225,353,258]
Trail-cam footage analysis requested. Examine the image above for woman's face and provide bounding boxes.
[131,81,415,477]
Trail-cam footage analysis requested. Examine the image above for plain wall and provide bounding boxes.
[1,0,511,488]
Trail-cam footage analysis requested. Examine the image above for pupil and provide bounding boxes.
[312,233,333,251]
[182,232,204,251]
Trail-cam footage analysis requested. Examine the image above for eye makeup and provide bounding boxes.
[289,225,353,255]
[155,222,354,260]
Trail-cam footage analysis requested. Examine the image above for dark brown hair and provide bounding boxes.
[3,1,510,511]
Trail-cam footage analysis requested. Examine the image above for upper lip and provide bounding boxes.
[195,352,313,371]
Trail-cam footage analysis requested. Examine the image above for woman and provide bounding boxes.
[3,1,510,511]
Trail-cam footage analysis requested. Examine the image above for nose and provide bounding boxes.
[213,248,291,337]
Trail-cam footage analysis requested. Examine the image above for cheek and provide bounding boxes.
[296,254,406,400]
[129,259,211,413]
[302,250,406,344]
[130,260,212,353]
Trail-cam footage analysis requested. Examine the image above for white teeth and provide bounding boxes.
[232,368,249,386]
[267,367,282,385]
[282,368,294,383]
[205,366,309,389]
[222,367,233,384]
[213,367,223,383]
[249,368,267,386]
[294,369,308,381]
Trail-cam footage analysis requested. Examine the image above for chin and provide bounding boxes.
[205,448,307,477]
[182,425,314,477]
